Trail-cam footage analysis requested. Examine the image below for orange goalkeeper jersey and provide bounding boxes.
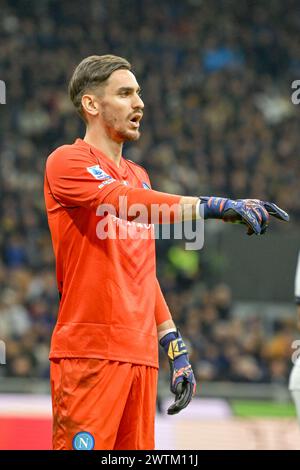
[44,139,178,367]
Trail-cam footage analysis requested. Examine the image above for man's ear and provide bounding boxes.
[81,94,99,118]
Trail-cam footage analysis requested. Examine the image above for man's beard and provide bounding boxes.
[102,110,141,142]
[120,128,141,142]
[108,126,141,143]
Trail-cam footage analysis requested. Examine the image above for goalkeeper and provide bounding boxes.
[44,54,289,450]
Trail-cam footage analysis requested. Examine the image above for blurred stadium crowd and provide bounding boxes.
[0,0,299,384]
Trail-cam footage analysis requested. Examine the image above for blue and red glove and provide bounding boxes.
[200,197,289,235]
[160,330,196,415]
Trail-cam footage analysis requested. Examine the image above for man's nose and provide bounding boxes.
[133,94,144,110]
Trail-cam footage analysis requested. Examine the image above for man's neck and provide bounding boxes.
[84,126,123,168]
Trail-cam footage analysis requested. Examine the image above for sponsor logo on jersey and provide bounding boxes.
[87,165,112,180]
[98,179,115,190]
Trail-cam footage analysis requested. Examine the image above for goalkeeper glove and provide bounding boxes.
[199,197,289,235]
[160,329,196,415]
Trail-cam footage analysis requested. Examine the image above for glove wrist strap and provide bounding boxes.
[160,330,188,361]
[200,197,228,219]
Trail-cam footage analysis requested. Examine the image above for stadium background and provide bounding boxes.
[0,0,300,449]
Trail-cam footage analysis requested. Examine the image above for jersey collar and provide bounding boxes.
[74,138,128,179]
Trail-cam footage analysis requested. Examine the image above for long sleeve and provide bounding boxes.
[155,279,172,326]
[45,147,181,223]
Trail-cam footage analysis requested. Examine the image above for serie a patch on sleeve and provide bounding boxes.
[86,165,113,181]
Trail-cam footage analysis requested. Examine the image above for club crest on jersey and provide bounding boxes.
[87,165,112,180]
[142,182,150,190]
